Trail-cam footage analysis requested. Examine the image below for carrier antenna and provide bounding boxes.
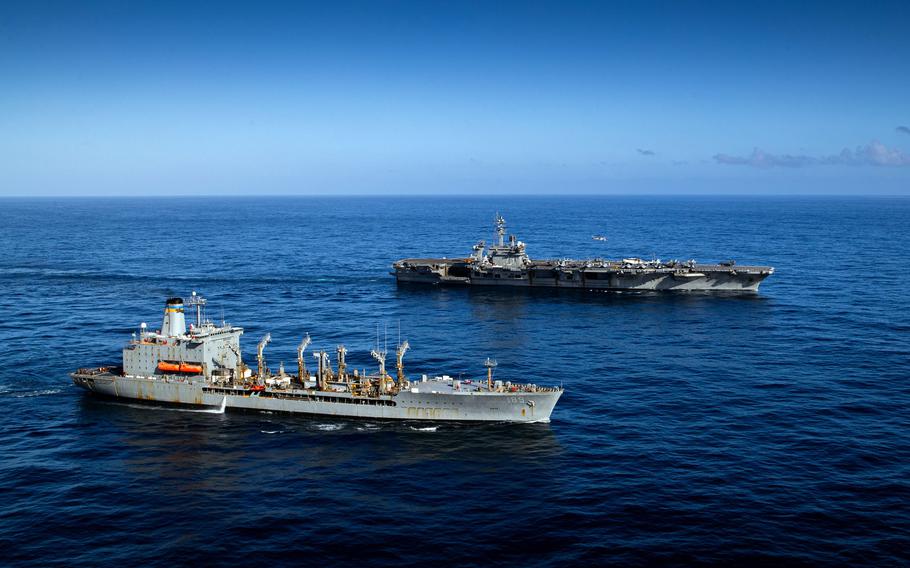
[495,213,506,247]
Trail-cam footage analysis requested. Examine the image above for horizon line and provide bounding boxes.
[0,192,908,199]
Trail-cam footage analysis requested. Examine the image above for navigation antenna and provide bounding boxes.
[186,291,207,327]
[484,358,498,391]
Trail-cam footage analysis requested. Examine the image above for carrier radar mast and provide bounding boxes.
[495,213,506,247]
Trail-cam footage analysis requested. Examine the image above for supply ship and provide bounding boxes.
[393,215,774,292]
[71,294,562,422]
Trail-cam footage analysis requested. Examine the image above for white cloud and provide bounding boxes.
[714,141,910,168]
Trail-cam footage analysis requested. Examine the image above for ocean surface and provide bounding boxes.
[0,195,908,566]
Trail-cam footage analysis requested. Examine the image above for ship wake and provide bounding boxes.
[97,396,227,414]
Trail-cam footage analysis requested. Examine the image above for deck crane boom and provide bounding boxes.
[371,347,388,394]
[484,358,498,391]
[313,350,334,390]
[396,340,410,389]
[256,333,271,382]
[336,345,347,380]
[297,333,311,380]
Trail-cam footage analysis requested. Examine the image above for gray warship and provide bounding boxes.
[71,294,562,422]
[393,214,774,292]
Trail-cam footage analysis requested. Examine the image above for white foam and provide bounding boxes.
[315,423,344,431]
[409,426,438,432]
[12,389,62,398]
[96,399,228,414]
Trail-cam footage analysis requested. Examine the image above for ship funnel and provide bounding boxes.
[161,298,186,337]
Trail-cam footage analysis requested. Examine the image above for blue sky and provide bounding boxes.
[1,0,909,196]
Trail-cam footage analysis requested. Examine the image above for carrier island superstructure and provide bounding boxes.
[71,294,562,422]
[393,215,774,292]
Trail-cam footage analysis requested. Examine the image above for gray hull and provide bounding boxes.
[72,372,562,423]
[394,265,771,292]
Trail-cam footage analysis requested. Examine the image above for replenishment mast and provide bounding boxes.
[71,293,562,422]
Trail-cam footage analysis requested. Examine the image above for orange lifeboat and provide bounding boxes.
[179,362,203,374]
[157,361,203,374]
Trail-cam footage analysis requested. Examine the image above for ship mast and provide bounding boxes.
[495,213,506,247]
[186,290,206,327]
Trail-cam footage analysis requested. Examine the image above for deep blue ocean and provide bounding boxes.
[1,196,908,566]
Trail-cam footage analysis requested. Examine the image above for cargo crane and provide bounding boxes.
[297,333,311,381]
[371,346,389,394]
[336,345,348,380]
[256,333,271,382]
[313,350,333,391]
[226,343,245,384]
[312,351,324,390]
[396,340,410,389]
[484,358,497,391]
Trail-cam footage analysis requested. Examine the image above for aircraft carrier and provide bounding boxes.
[393,214,774,292]
[71,294,562,422]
